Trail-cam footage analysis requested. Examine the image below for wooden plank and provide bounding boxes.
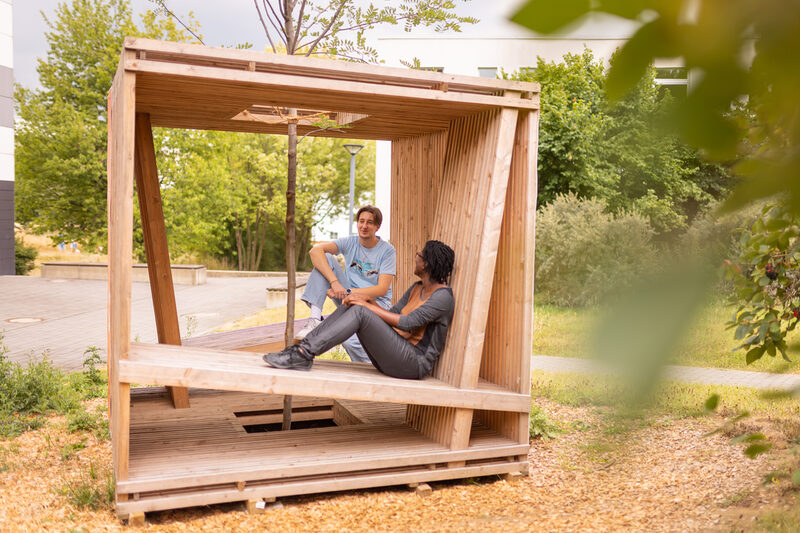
[108,49,136,486]
[390,132,447,301]
[476,110,540,443]
[123,37,541,96]
[117,460,527,515]
[407,104,519,449]
[118,343,530,413]
[119,423,526,493]
[125,59,541,112]
[134,112,189,409]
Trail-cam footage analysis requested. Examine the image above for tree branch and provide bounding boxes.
[152,0,204,44]
[254,0,278,52]
[265,0,288,43]
[303,0,347,56]
[293,0,307,52]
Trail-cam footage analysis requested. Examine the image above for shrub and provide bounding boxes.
[535,193,657,307]
[529,404,561,440]
[14,236,38,275]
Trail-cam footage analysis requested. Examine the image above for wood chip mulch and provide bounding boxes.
[0,399,796,532]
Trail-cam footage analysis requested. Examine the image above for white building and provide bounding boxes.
[0,0,13,275]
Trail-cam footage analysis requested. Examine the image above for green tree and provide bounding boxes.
[14,0,137,247]
[508,49,735,235]
[14,0,201,248]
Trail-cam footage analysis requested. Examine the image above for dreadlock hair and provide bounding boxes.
[421,240,455,284]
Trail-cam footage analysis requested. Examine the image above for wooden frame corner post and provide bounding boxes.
[108,52,136,501]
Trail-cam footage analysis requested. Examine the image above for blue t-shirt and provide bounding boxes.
[334,236,396,309]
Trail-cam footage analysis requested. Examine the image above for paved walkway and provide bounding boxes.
[531,355,800,391]
[0,274,306,371]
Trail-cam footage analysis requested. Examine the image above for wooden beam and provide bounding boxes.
[108,49,136,489]
[133,113,189,409]
[123,37,541,96]
[124,59,541,112]
[476,109,540,443]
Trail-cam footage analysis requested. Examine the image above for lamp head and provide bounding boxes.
[343,143,364,156]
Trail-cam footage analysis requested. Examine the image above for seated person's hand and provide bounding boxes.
[344,292,372,306]
[327,280,349,300]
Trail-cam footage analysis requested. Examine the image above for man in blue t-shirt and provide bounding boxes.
[296,205,396,363]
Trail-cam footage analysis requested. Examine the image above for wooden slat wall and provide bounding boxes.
[134,113,190,409]
[108,50,136,486]
[390,131,448,300]
[406,106,519,448]
[474,110,540,443]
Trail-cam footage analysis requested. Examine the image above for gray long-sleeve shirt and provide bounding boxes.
[390,282,455,377]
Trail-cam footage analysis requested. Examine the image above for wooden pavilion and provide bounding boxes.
[107,37,540,522]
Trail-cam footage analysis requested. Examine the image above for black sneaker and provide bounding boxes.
[262,345,313,371]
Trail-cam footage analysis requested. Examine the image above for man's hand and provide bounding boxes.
[343,292,373,306]
[327,279,349,300]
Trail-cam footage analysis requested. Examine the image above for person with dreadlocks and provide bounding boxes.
[263,240,455,380]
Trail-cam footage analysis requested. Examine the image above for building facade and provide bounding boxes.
[0,0,13,275]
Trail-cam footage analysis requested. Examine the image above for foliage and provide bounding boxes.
[0,334,109,438]
[724,205,800,363]
[14,237,38,275]
[251,0,477,61]
[529,404,561,439]
[14,1,201,249]
[535,193,657,307]
[61,461,114,510]
[512,1,800,470]
[507,50,734,235]
[154,129,375,270]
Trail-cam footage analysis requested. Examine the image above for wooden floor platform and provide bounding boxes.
[116,389,529,516]
[119,342,530,412]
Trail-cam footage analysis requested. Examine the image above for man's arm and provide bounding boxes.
[308,241,348,299]
[349,273,393,299]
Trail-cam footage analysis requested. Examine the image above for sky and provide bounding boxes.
[12,0,530,90]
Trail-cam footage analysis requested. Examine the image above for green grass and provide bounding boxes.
[532,301,800,373]
[531,370,800,420]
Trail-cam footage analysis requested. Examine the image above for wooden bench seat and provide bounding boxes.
[120,342,530,413]
[182,318,316,353]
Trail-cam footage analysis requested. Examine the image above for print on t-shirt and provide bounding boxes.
[349,258,379,279]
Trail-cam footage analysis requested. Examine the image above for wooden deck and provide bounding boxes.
[120,342,530,412]
[116,389,528,515]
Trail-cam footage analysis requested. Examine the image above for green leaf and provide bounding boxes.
[704,394,719,411]
[730,432,766,444]
[792,469,800,486]
[510,0,591,34]
[744,442,772,459]
[605,20,660,101]
[758,276,771,286]
[745,346,766,364]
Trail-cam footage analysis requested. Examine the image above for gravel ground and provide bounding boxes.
[0,399,794,532]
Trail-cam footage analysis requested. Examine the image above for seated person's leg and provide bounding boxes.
[300,306,420,379]
[342,336,371,364]
[297,254,349,339]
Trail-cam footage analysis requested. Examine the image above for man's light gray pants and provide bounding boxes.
[301,254,389,363]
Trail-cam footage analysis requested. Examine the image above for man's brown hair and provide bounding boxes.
[356,205,382,226]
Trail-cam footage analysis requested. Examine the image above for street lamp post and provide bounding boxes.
[343,143,364,236]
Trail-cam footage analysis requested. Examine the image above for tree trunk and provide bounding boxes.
[283,108,298,431]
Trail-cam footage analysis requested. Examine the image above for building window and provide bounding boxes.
[478,67,497,79]
[655,67,689,98]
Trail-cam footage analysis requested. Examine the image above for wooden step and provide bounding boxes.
[120,342,530,412]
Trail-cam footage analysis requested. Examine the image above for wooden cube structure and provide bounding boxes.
[107,38,540,519]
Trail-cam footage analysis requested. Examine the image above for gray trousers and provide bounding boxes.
[301,254,388,363]
[301,304,422,379]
